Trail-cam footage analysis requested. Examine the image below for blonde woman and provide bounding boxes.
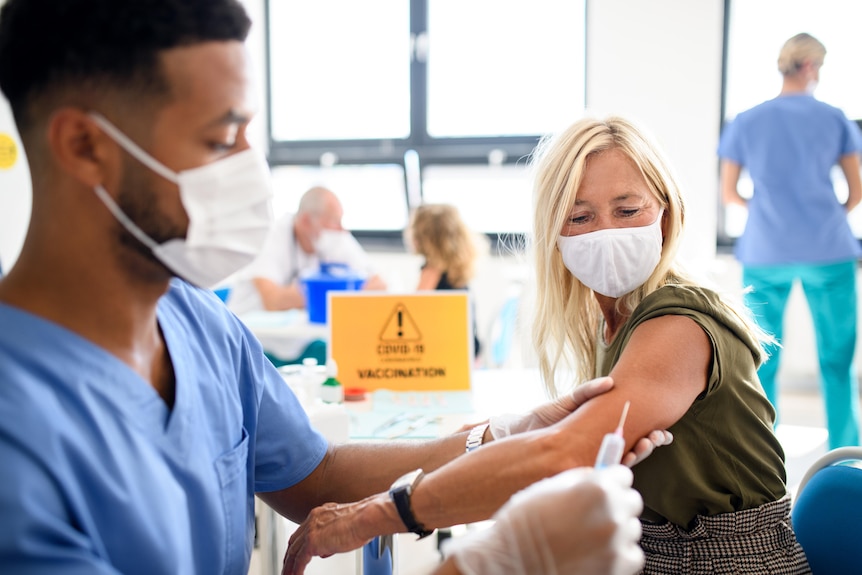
[406,203,485,357]
[531,115,809,573]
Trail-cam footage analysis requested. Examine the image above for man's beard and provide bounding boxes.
[113,157,186,284]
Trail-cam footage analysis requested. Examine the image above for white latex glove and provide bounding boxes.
[489,376,615,438]
[445,466,644,575]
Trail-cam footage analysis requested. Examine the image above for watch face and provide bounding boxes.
[392,468,425,493]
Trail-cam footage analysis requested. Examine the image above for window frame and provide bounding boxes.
[262,0,586,248]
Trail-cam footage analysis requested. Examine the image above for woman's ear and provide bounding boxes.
[660,209,670,241]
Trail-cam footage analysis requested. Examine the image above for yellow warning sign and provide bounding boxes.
[379,304,422,342]
[0,133,18,170]
[329,292,472,391]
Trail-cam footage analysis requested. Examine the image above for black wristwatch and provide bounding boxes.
[389,468,434,539]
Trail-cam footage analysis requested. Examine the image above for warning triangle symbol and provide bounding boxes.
[379,303,422,342]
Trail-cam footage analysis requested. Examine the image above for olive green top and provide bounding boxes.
[598,284,786,528]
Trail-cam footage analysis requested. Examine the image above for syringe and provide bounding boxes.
[594,401,631,468]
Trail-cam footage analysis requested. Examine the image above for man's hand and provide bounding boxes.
[281,493,395,575]
[488,376,616,438]
[444,466,645,575]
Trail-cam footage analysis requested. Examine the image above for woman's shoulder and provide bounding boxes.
[635,283,746,338]
[635,283,763,359]
[639,283,722,311]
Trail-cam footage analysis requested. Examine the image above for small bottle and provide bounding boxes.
[320,358,344,404]
[302,357,322,401]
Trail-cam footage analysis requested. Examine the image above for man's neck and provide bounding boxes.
[0,233,171,382]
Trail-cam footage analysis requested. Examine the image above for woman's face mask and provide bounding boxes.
[89,113,273,288]
[557,212,664,298]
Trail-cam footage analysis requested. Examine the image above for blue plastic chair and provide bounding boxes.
[791,446,862,574]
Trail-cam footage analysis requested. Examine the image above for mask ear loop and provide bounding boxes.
[93,184,160,252]
[89,112,179,184]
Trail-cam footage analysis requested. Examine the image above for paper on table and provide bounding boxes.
[348,390,474,439]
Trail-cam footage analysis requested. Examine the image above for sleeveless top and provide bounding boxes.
[428,268,481,358]
[597,284,786,528]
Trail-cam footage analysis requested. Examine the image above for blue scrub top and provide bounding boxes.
[0,280,328,574]
[718,93,862,266]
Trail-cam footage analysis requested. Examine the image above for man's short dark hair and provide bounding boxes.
[0,0,252,131]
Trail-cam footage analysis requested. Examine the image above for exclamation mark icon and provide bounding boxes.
[397,309,403,338]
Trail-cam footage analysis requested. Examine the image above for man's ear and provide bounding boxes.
[46,107,121,191]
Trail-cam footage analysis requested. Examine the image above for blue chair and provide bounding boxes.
[791,446,862,574]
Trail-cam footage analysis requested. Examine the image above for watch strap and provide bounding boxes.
[466,423,489,453]
[389,472,434,539]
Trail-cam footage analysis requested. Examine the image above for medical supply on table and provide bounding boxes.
[279,361,350,440]
[301,262,366,324]
[301,357,326,401]
[320,358,344,404]
[595,401,631,468]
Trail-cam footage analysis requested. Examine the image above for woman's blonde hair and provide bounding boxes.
[529,115,765,396]
[777,33,826,76]
[407,203,480,288]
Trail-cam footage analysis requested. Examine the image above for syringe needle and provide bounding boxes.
[617,400,631,432]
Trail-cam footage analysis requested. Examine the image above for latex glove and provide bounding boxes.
[488,376,673,467]
[489,376,616,438]
[445,466,644,575]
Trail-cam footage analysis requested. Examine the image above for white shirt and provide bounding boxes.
[227,213,374,315]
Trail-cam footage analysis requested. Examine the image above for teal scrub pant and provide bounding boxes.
[743,260,860,448]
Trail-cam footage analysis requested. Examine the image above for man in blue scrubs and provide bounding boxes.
[0,1,667,573]
[719,33,862,449]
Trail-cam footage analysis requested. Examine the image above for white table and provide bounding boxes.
[238,310,329,360]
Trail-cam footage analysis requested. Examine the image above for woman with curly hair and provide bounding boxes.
[406,203,486,358]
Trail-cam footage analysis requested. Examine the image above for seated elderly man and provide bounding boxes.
[228,185,386,315]
[227,185,387,364]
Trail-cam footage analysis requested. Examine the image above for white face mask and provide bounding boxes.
[90,113,273,289]
[557,213,663,298]
[313,228,348,260]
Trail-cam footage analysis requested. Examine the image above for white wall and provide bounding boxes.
[0,50,31,271]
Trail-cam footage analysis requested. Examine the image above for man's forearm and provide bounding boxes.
[407,427,584,529]
[316,435,469,504]
[260,433,469,522]
[254,277,306,310]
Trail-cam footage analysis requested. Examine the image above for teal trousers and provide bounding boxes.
[743,260,860,448]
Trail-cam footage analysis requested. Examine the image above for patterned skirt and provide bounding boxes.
[638,496,811,574]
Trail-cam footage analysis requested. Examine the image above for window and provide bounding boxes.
[265,0,586,238]
[721,0,862,242]
[426,0,586,139]
[269,164,408,231]
[268,0,411,142]
[422,164,533,234]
